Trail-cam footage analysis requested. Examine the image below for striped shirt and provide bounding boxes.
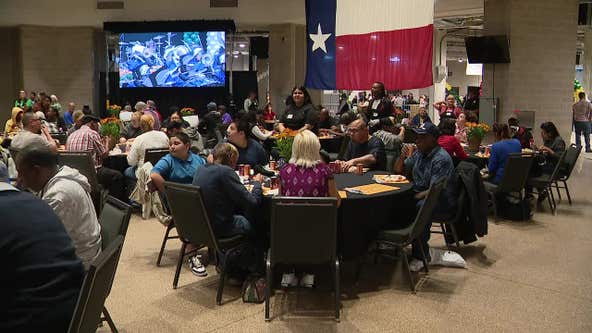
[66,125,107,168]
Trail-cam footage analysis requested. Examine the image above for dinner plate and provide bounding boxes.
[373,174,407,184]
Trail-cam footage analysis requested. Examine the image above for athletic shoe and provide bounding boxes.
[280,272,298,287]
[299,274,315,288]
[409,258,427,272]
[188,255,207,277]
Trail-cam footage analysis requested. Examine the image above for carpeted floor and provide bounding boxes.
[99,152,592,333]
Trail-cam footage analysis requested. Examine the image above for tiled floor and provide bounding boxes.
[100,152,592,332]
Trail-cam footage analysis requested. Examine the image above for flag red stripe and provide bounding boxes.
[335,24,433,90]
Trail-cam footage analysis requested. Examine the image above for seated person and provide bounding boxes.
[45,106,66,134]
[4,107,24,138]
[167,121,205,154]
[394,122,456,272]
[372,118,406,163]
[279,130,340,288]
[318,107,337,130]
[161,107,190,130]
[455,113,468,144]
[486,123,522,185]
[319,110,357,137]
[409,106,431,127]
[0,182,84,332]
[262,103,276,121]
[508,117,533,149]
[150,132,206,193]
[121,111,143,140]
[10,111,58,152]
[537,121,566,173]
[438,118,468,161]
[15,144,102,268]
[66,110,85,136]
[192,143,264,278]
[226,120,269,167]
[219,105,232,126]
[125,115,169,180]
[337,119,386,172]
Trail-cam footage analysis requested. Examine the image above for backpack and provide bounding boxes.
[496,193,532,221]
[241,276,266,303]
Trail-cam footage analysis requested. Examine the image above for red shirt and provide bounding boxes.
[263,110,276,121]
[438,135,467,160]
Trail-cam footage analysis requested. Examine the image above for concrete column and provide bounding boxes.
[582,32,592,98]
[483,0,578,140]
[431,29,448,123]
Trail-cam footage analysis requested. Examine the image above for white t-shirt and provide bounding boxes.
[10,130,52,151]
[127,130,169,167]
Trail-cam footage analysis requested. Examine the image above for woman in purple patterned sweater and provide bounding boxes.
[278,129,340,288]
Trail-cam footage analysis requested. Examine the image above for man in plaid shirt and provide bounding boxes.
[66,115,126,201]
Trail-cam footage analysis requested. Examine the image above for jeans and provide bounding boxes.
[124,166,137,180]
[574,121,591,151]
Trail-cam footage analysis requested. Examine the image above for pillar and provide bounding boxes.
[431,29,448,123]
[482,0,578,140]
[582,32,592,99]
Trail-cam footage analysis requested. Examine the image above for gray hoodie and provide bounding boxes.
[39,165,102,268]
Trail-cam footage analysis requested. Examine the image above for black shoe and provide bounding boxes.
[537,190,548,204]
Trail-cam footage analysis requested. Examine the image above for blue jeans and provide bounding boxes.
[124,166,137,180]
[574,121,591,151]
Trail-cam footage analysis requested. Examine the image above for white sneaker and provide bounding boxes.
[188,255,207,277]
[281,272,298,287]
[408,258,426,272]
[299,274,315,288]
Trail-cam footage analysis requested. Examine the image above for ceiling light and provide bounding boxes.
[240,51,249,55]
[232,50,239,55]
[233,54,239,58]
[238,43,245,48]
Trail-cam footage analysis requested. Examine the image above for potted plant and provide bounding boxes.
[107,104,122,119]
[100,117,122,150]
[466,122,490,153]
[275,129,299,165]
[180,107,196,116]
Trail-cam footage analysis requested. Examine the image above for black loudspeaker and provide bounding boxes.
[250,37,269,59]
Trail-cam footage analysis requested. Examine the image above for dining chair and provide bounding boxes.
[431,186,465,248]
[163,182,247,305]
[485,153,534,220]
[266,197,340,322]
[552,144,581,205]
[526,150,567,215]
[144,148,169,166]
[374,178,446,293]
[68,236,124,333]
[58,150,106,215]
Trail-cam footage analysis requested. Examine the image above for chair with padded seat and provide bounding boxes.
[431,186,466,248]
[68,236,124,333]
[156,192,180,266]
[58,150,107,215]
[266,197,340,322]
[144,148,169,167]
[163,181,247,305]
[374,178,446,293]
[526,150,567,215]
[552,144,581,205]
[484,153,534,220]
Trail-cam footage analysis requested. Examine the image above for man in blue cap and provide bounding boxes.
[394,122,456,271]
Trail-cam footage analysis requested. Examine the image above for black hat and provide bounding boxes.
[411,122,439,137]
[80,114,100,124]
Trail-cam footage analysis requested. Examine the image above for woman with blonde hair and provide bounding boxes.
[125,114,169,180]
[278,129,340,288]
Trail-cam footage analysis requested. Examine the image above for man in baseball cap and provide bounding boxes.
[394,121,456,272]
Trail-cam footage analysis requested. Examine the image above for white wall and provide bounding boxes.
[446,60,481,97]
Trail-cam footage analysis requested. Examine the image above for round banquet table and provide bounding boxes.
[334,171,414,259]
[256,170,415,261]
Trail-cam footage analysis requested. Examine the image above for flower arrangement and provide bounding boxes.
[275,129,299,161]
[180,107,196,116]
[465,122,490,141]
[100,117,121,143]
[107,104,122,118]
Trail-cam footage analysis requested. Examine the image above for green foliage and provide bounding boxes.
[276,136,294,161]
[100,121,121,141]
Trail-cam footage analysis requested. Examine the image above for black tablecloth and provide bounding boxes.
[334,171,414,259]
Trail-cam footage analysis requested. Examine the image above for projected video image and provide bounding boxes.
[119,31,226,88]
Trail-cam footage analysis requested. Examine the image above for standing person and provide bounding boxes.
[16,144,102,268]
[278,86,319,132]
[243,91,259,113]
[278,130,340,288]
[14,90,33,111]
[433,95,462,119]
[64,102,75,127]
[366,81,394,125]
[4,107,24,138]
[0,182,84,332]
[572,92,592,152]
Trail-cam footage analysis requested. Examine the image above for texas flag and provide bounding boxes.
[305,0,434,90]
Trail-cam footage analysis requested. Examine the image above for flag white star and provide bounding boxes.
[309,23,332,53]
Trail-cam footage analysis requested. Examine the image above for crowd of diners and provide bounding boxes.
[0,85,569,331]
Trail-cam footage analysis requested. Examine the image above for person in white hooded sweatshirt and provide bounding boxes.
[15,143,102,268]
